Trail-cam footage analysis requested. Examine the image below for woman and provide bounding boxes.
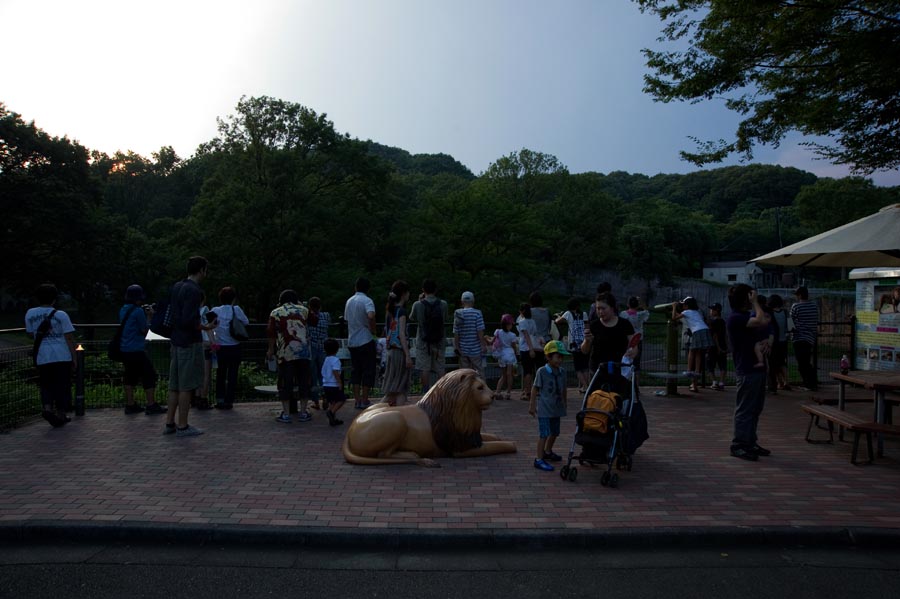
[25,283,77,427]
[580,292,635,394]
[517,303,538,400]
[556,297,590,394]
[212,286,250,410]
[119,284,163,415]
[381,280,412,406]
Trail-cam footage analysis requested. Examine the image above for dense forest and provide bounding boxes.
[2,96,898,322]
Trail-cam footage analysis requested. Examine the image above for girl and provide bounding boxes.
[672,297,713,392]
[516,303,538,400]
[492,314,518,400]
[556,298,590,394]
[382,280,412,406]
[196,292,217,410]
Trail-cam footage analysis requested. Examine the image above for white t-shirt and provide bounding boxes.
[25,307,75,365]
[517,317,538,352]
[344,292,376,348]
[619,309,649,335]
[212,304,250,346]
[681,309,709,333]
[322,355,342,387]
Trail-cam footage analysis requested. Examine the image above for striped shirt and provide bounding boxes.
[453,307,485,357]
[789,301,818,343]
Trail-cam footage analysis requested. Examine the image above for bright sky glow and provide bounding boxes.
[3,0,897,185]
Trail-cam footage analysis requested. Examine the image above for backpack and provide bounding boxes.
[31,309,58,366]
[581,389,620,435]
[421,299,444,346]
[149,286,174,338]
[108,305,138,362]
[491,329,503,353]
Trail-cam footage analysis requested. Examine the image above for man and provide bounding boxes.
[790,285,819,391]
[344,277,377,409]
[165,256,213,437]
[409,279,448,393]
[726,284,772,461]
[453,291,486,377]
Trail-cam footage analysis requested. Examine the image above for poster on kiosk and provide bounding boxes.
[850,268,900,372]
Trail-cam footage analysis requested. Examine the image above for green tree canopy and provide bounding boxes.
[636,0,900,173]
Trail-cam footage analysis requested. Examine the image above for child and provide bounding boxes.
[619,296,649,392]
[492,314,518,400]
[195,299,217,410]
[321,338,346,426]
[754,294,774,371]
[556,297,590,395]
[672,297,713,392]
[707,303,728,390]
[529,341,570,471]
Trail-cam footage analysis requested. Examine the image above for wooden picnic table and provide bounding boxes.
[830,370,900,457]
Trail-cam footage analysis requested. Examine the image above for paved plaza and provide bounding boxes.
[1,385,898,545]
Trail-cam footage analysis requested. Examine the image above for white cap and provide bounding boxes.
[461,291,475,303]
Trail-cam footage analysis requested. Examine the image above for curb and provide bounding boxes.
[3,521,900,550]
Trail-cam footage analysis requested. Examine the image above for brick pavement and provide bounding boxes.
[1,387,898,536]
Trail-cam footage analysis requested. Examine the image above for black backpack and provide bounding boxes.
[421,299,444,346]
[31,309,58,366]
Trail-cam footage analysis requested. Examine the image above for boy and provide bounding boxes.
[321,338,346,426]
[707,303,728,390]
[529,341,570,471]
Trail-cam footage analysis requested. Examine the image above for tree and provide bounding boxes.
[794,176,899,233]
[636,1,900,173]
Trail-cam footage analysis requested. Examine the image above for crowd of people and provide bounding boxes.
[26,257,823,464]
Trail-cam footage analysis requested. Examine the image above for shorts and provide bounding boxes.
[572,349,589,373]
[168,344,204,392]
[349,340,376,387]
[538,417,561,439]
[459,354,483,377]
[324,386,347,404]
[520,351,537,376]
[122,351,157,389]
[415,342,446,375]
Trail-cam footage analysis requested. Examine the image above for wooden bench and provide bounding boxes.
[809,393,872,406]
[802,404,900,465]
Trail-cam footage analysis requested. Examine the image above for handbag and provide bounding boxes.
[229,305,249,341]
[108,305,138,362]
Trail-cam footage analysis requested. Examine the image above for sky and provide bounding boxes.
[3,0,898,186]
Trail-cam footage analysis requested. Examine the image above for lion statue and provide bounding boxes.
[342,369,517,467]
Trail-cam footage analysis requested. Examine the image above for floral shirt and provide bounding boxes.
[267,302,310,362]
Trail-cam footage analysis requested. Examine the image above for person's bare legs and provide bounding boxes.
[177,391,193,427]
[166,389,178,424]
[124,385,136,406]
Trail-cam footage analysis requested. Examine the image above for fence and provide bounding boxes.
[0,317,856,431]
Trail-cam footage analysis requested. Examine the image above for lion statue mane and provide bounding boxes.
[342,368,517,467]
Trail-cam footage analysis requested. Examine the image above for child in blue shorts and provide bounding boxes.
[321,338,347,426]
[529,341,569,471]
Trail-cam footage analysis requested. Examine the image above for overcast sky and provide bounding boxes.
[4,0,898,185]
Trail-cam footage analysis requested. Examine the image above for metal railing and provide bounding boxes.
[0,317,856,430]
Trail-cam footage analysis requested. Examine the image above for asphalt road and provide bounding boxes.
[2,543,899,598]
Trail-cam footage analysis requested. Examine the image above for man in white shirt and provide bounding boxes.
[344,277,377,409]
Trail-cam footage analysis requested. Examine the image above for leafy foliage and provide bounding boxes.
[636,0,900,172]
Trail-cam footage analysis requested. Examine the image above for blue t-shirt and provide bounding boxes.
[118,304,148,352]
[533,364,567,418]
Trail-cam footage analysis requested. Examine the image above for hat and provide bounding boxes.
[500,313,515,326]
[543,340,571,356]
[460,291,475,303]
[125,284,145,302]
[710,302,723,313]
[681,296,694,304]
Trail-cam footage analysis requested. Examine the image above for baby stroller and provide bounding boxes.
[560,339,649,488]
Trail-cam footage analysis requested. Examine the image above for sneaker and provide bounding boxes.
[751,444,771,457]
[195,402,214,411]
[533,459,554,471]
[543,452,563,462]
[162,423,177,435]
[309,401,321,410]
[144,403,165,415]
[176,425,204,437]
[297,412,312,423]
[124,404,144,415]
[730,447,758,461]
[276,413,291,423]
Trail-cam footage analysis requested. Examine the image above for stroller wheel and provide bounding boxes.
[560,465,570,480]
[601,471,610,486]
[609,473,619,488]
[568,467,578,482]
